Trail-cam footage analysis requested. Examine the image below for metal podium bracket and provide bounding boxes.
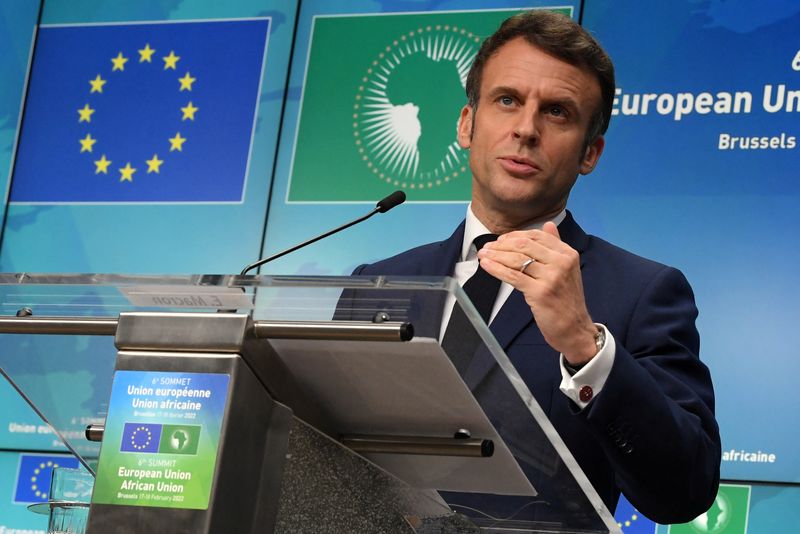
[340,434,494,458]
[0,315,118,335]
[114,312,250,352]
[253,319,413,341]
[0,313,413,344]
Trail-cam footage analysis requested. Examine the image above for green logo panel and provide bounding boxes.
[288,8,572,203]
[159,425,201,455]
[669,484,751,534]
[93,371,229,510]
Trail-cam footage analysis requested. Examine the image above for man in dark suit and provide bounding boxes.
[349,10,720,524]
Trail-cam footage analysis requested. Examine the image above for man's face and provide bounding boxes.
[458,37,604,226]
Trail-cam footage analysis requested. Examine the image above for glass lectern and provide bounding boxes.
[0,273,620,533]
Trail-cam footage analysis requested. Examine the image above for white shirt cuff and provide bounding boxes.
[558,324,616,409]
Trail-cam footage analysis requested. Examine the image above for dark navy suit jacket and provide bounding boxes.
[349,211,720,524]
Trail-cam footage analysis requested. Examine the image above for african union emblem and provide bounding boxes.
[351,24,479,191]
[287,8,571,203]
[10,19,269,203]
[158,424,201,455]
[669,485,751,534]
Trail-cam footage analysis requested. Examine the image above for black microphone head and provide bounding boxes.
[376,190,406,213]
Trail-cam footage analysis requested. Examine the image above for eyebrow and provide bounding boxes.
[485,85,521,100]
[486,85,582,114]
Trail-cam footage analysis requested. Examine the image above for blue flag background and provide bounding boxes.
[13,453,80,503]
[120,422,162,453]
[10,19,269,203]
[614,494,657,533]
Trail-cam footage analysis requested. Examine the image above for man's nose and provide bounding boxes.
[512,108,540,145]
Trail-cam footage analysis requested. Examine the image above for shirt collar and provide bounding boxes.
[461,204,567,261]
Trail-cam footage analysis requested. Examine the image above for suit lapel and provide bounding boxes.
[406,222,464,338]
[557,210,589,264]
[428,221,465,276]
[489,289,535,348]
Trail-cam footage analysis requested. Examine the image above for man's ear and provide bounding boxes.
[579,135,604,175]
[457,105,473,149]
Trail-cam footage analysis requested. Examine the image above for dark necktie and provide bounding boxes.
[441,233,501,374]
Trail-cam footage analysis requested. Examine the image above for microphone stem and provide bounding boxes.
[240,208,380,275]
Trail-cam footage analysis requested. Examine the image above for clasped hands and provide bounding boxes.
[477,222,599,366]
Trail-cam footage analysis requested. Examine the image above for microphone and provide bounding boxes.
[375,190,405,213]
[240,191,406,275]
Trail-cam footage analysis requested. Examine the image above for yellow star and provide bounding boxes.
[181,101,198,121]
[89,74,106,93]
[94,155,111,174]
[146,154,164,174]
[79,133,97,153]
[163,50,180,70]
[119,162,136,182]
[111,52,129,71]
[138,43,155,63]
[178,72,196,91]
[77,103,95,123]
[169,132,186,152]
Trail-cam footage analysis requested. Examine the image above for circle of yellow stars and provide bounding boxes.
[130,426,154,450]
[30,459,60,499]
[353,25,477,191]
[77,43,199,183]
[617,512,640,530]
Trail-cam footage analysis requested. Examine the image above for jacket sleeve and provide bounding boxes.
[579,266,721,524]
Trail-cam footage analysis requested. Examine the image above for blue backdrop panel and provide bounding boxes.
[0,376,73,451]
[615,485,800,533]
[0,451,75,532]
[260,1,581,277]
[0,333,118,453]
[0,0,297,451]
[2,1,799,527]
[0,1,40,238]
[580,0,800,483]
[11,20,268,203]
[0,0,297,274]
[0,0,45,465]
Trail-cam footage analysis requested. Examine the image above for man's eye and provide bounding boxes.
[499,96,514,106]
[548,105,565,116]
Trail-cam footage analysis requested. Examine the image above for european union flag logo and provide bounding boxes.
[14,453,80,503]
[614,494,657,534]
[120,422,162,453]
[10,19,270,203]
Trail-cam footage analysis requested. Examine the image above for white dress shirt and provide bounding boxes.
[441,205,615,408]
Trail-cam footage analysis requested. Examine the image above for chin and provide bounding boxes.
[492,185,544,207]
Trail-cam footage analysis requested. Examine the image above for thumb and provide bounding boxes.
[542,221,561,240]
